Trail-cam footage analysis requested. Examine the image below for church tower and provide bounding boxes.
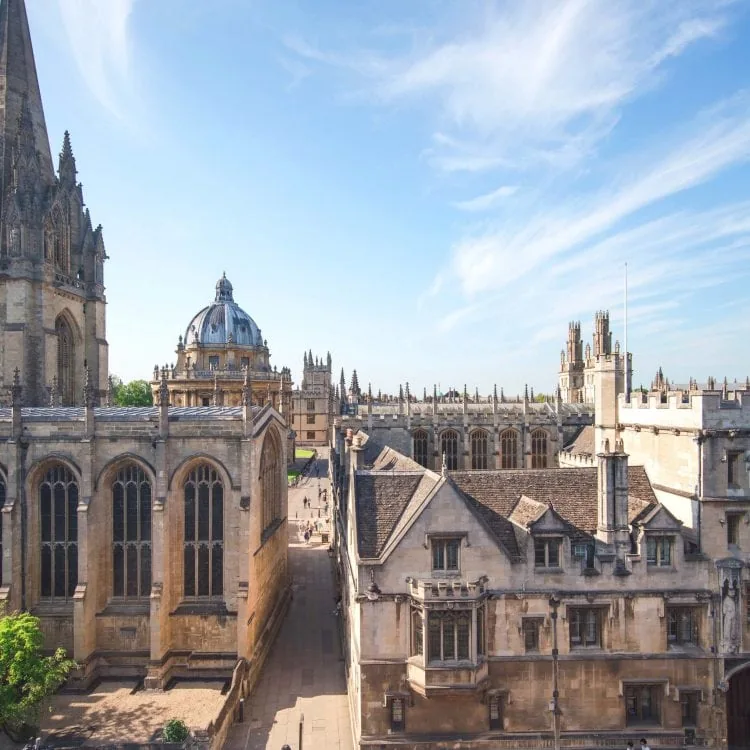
[0,0,108,405]
[558,320,584,403]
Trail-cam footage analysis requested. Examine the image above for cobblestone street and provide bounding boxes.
[225,450,353,750]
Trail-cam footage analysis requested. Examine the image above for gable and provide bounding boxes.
[640,504,683,532]
[529,506,568,534]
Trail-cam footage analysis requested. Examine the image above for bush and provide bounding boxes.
[162,718,189,743]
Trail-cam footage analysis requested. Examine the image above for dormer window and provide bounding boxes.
[432,537,460,572]
[534,537,561,568]
[646,536,673,567]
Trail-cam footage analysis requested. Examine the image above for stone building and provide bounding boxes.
[559,311,632,405]
[150,273,293,414]
[0,0,291,695]
[0,0,108,407]
[0,374,291,688]
[330,426,720,748]
[290,350,334,446]
[337,383,592,473]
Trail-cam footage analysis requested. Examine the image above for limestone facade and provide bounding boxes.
[0,0,108,407]
[337,385,592,473]
[331,427,722,748]
[150,273,293,416]
[290,351,334,446]
[0,377,290,689]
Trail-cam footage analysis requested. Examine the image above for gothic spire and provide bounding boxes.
[0,0,55,205]
[57,129,77,186]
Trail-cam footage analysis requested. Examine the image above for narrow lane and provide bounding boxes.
[225,451,353,750]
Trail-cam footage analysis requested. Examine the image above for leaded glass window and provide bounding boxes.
[56,316,75,406]
[260,431,282,534]
[500,429,518,469]
[40,465,78,599]
[112,465,152,598]
[413,430,428,468]
[471,430,489,470]
[440,430,459,471]
[531,429,548,468]
[183,464,223,598]
[427,611,471,662]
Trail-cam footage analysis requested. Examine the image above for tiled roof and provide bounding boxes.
[0,406,254,422]
[450,466,657,537]
[563,425,595,456]
[356,473,425,558]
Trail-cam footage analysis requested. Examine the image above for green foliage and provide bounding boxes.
[162,718,189,743]
[295,448,315,459]
[113,379,153,407]
[0,611,75,737]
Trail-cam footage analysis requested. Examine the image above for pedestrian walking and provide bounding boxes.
[640,739,650,750]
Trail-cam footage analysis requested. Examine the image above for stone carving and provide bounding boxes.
[721,578,741,654]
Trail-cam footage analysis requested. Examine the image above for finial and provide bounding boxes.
[159,367,169,406]
[524,384,529,401]
[493,384,498,401]
[49,376,59,406]
[441,452,447,477]
[83,367,95,407]
[11,368,22,407]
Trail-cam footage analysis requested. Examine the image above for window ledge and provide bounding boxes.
[32,601,74,617]
[171,601,236,617]
[534,567,564,574]
[430,570,462,578]
[98,601,150,617]
[570,645,603,652]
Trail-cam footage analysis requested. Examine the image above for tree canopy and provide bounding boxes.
[0,611,75,739]
[112,378,153,407]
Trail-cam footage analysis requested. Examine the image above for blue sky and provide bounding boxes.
[28,0,750,395]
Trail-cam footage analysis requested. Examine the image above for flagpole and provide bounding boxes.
[624,262,630,400]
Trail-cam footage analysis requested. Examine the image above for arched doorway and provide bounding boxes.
[727,664,750,749]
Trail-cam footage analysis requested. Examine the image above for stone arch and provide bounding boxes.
[726,661,750,749]
[470,428,490,470]
[260,426,283,534]
[168,453,236,491]
[55,311,80,406]
[26,454,83,490]
[95,454,156,492]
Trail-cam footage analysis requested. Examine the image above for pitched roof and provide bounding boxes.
[563,424,595,456]
[450,466,657,538]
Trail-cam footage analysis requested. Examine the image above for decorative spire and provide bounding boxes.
[405,382,410,400]
[441,453,447,477]
[57,130,77,185]
[327,351,332,371]
[11,367,22,406]
[368,382,372,402]
[242,367,252,407]
[493,384,498,402]
[524,384,529,402]
[399,383,404,401]
[158,368,169,407]
[212,372,220,406]
[303,351,308,369]
[0,0,55,208]
[49,375,59,406]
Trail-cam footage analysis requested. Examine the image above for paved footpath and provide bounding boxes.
[224,450,353,750]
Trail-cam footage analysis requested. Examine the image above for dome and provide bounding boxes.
[185,273,263,347]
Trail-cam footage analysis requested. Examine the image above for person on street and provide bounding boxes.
[640,739,650,750]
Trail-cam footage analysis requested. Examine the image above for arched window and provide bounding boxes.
[531,429,548,469]
[112,465,152,598]
[0,473,5,583]
[441,430,459,471]
[56,315,75,406]
[471,430,489,470]
[184,464,223,598]
[500,429,518,469]
[413,430,429,468]
[260,430,282,534]
[40,465,78,599]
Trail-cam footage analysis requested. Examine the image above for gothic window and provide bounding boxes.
[667,607,699,646]
[569,607,601,648]
[40,465,78,599]
[183,464,223,598]
[413,430,428,468]
[440,430,459,471]
[0,473,5,583]
[260,430,282,535]
[112,465,152,598]
[531,429,548,468]
[500,429,518,469]
[471,430,489,470]
[55,315,75,406]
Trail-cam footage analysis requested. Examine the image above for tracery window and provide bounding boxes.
[471,430,489,470]
[500,429,518,469]
[0,473,5,583]
[40,465,78,599]
[260,430,282,534]
[440,430,459,471]
[112,465,152,598]
[413,430,428,468]
[183,464,223,598]
[56,316,75,406]
[531,429,548,469]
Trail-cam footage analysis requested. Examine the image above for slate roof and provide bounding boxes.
[563,425,595,456]
[450,466,657,537]
[0,406,255,422]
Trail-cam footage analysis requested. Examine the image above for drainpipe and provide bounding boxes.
[549,595,561,750]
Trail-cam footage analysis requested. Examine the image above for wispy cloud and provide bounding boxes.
[56,0,137,118]
[453,186,518,212]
